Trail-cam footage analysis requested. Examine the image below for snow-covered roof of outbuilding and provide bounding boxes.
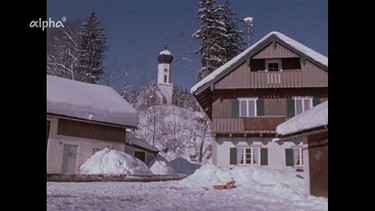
[276,101,328,136]
[126,132,159,153]
[191,31,328,94]
[47,75,139,128]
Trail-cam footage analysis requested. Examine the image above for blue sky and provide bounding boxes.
[47,0,328,93]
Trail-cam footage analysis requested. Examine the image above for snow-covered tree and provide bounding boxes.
[47,20,81,79]
[136,105,212,163]
[74,11,107,84]
[218,0,246,60]
[172,85,200,111]
[120,71,140,104]
[193,0,246,82]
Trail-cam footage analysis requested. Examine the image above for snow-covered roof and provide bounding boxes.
[276,101,328,136]
[126,132,159,153]
[47,75,139,128]
[159,49,172,55]
[191,31,328,94]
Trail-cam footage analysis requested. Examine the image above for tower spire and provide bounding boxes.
[164,39,168,50]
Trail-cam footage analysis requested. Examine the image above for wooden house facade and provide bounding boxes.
[191,31,328,171]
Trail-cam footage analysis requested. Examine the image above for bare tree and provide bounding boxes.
[47,20,81,79]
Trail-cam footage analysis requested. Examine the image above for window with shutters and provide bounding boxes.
[238,98,257,117]
[293,97,312,115]
[285,147,304,167]
[230,147,268,166]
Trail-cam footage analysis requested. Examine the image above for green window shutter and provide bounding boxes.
[230,148,237,165]
[285,148,294,166]
[260,148,268,166]
[257,99,265,116]
[232,100,239,117]
[286,98,295,117]
[313,98,320,106]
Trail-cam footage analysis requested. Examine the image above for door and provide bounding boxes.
[61,144,78,174]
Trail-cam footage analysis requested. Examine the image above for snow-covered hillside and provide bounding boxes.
[135,105,212,162]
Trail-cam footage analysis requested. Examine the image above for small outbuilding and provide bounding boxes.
[275,101,328,197]
[47,75,139,174]
[125,132,159,165]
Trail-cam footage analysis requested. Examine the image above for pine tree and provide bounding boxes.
[193,0,246,82]
[74,11,107,84]
[219,0,246,60]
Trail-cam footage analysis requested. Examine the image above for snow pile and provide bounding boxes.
[49,156,328,210]
[169,157,202,176]
[79,148,152,175]
[181,163,304,199]
[148,154,177,175]
[277,101,328,135]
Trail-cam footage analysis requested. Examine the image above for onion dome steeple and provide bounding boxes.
[157,42,173,64]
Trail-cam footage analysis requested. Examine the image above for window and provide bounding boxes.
[230,147,268,165]
[92,148,100,155]
[238,98,257,117]
[285,147,304,167]
[293,148,303,166]
[294,97,312,115]
[265,59,282,72]
[237,147,260,165]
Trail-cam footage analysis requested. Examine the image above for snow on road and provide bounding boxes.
[47,163,327,211]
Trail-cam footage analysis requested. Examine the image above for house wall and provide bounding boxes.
[47,116,126,174]
[305,132,328,197]
[214,136,307,170]
[125,145,157,165]
[211,97,327,133]
[253,42,299,59]
[214,43,327,90]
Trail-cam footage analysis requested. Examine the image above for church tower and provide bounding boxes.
[157,43,174,104]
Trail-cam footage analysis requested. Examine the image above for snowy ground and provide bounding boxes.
[47,149,328,211]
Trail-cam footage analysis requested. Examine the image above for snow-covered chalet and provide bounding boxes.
[191,31,328,171]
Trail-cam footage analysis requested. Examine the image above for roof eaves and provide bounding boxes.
[274,37,328,72]
[192,31,328,95]
[193,35,278,95]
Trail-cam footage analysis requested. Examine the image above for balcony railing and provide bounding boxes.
[250,70,302,88]
[216,70,303,89]
[213,116,289,133]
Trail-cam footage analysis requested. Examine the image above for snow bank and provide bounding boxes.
[169,157,201,176]
[181,163,305,199]
[79,148,152,175]
[148,154,177,175]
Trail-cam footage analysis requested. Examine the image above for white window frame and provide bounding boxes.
[237,147,261,165]
[292,147,304,166]
[293,96,313,115]
[265,59,282,72]
[238,98,257,117]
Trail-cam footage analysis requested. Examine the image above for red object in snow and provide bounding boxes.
[213,180,236,190]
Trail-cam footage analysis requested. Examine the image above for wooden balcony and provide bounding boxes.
[215,70,304,89]
[213,116,289,134]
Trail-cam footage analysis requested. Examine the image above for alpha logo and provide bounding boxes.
[29,17,67,31]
